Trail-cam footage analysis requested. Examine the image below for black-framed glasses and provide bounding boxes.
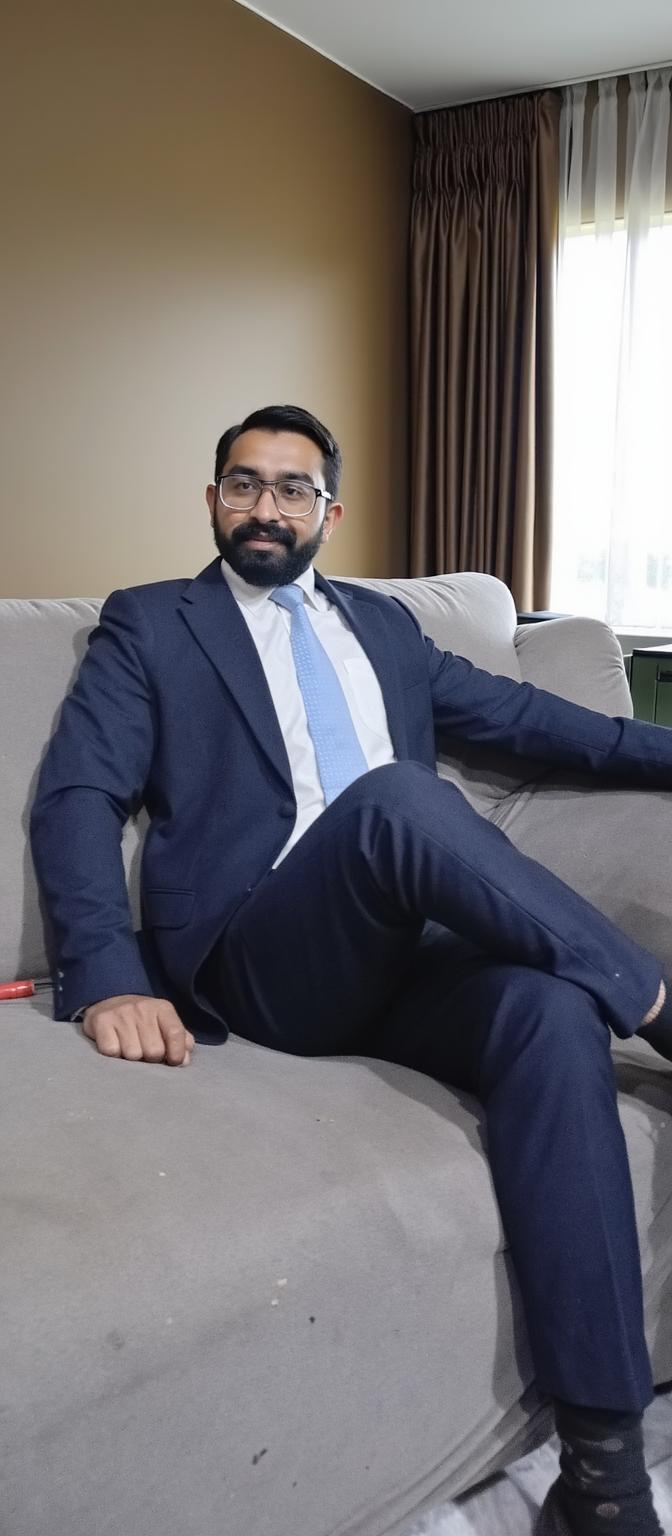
[216,474,332,519]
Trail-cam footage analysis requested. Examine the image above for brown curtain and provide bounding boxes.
[410,90,560,610]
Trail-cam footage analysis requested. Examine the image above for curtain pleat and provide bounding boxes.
[410,91,560,609]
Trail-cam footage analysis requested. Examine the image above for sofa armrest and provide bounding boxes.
[514,616,632,717]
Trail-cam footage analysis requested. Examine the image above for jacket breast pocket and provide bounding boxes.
[142,889,195,929]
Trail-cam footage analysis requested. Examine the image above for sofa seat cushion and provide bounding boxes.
[2,994,671,1536]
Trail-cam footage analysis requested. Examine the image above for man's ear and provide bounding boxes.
[322,501,344,542]
[205,484,216,521]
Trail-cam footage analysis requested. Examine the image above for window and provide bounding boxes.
[551,219,672,629]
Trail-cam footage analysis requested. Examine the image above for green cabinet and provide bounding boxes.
[629,646,672,726]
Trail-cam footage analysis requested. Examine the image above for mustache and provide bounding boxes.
[232,521,295,548]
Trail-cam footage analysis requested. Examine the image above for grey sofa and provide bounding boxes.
[2,572,671,1536]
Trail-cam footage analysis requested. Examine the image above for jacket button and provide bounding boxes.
[278,802,295,818]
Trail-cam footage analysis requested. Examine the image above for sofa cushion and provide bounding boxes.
[2,994,670,1536]
[495,779,672,977]
[342,572,521,679]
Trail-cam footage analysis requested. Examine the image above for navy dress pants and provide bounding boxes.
[212,762,662,1412]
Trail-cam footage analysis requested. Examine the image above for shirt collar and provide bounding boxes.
[220,558,318,609]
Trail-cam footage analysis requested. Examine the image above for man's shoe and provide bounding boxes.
[535,1480,573,1534]
[535,1475,665,1534]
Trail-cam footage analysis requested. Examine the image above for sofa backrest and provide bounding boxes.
[342,572,522,678]
[0,574,631,984]
[343,573,632,816]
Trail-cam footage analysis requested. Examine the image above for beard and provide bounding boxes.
[212,514,326,588]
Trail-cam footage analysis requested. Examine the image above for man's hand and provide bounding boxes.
[81,995,195,1066]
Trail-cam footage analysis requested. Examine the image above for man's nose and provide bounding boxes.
[253,488,282,521]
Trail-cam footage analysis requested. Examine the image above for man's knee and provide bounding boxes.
[339,760,448,814]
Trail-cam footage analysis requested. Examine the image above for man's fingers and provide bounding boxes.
[80,996,193,1066]
[84,1013,122,1057]
[112,1016,145,1061]
[133,1014,168,1063]
[157,1005,191,1065]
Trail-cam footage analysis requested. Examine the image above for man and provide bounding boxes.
[31,404,672,1536]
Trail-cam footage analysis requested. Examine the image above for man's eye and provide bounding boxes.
[232,477,256,492]
[282,482,306,499]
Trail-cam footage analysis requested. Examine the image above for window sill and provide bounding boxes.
[616,630,672,656]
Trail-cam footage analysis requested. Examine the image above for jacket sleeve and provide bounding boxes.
[30,588,158,1020]
[425,635,672,785]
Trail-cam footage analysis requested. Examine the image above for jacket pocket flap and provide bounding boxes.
[143,889,195,929]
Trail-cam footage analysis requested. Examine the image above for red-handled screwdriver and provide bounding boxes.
[0,979,53,1000]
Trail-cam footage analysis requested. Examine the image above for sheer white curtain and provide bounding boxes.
[551,70,672,628]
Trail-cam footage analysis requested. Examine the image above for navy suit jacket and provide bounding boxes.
[30,558,672,1031]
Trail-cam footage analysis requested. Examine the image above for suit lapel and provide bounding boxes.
[315,573,409,760]
[178,560,294,792]
[179,560,409,782]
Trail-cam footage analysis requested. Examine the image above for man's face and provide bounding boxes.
[206,429,343,588]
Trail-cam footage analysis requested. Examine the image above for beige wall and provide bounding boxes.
[1,0,411,596]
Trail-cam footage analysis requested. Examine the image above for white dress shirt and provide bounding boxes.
[221,559,396,864]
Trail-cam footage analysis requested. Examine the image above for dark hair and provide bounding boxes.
[214,404,342,500]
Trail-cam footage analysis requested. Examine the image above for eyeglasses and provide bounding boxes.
[216,474,332,519]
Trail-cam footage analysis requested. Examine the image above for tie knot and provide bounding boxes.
[271,584,305,614]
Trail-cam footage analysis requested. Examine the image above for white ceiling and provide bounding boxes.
[234,0,672,111]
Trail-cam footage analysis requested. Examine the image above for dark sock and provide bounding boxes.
[638,987,672,1064]
[547,1401,663,1535]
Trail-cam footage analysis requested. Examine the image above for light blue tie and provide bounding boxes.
[271,583,368,804]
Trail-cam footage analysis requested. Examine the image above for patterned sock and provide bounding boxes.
[539,1401,664,1535]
